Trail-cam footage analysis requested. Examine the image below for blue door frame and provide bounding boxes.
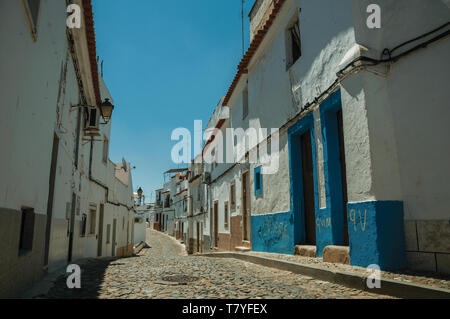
[319,89,348,250]
[288,113,320,248]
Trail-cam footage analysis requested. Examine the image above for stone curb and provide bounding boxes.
[199,252,450,299]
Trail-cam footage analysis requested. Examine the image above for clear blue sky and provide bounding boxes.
[92,0,254,202]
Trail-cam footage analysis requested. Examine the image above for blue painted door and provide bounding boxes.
[336,109,349,245]
[300,131,316,245]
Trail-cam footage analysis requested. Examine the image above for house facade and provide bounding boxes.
[0,0,135,298]
[153,0,449,274]
[218,0,449,273]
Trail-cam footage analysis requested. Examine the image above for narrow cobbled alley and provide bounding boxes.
[34,230,393,299]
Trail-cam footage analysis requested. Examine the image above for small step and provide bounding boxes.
[235,246,251,252]
[294,245,316,257]
[323,245,350,265]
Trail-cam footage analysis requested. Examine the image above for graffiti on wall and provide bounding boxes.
[349,209,367,232]
[257,220,289,247]
[316,216,331,233]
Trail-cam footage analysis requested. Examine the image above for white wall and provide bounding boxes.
[0,0,69,215]
[349,0,450,219]
[225,0,356,216]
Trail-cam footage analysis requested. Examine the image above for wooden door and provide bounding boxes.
[337,110,349,245]
[301,132,316,245]
[242,171,250,241]
[97,204,104,257]
[196,222,200,252]
[214,201,219,248]
[112,219,117,257]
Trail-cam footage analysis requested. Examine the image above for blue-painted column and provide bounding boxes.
[317,90,347,254]
[347,201,407,270]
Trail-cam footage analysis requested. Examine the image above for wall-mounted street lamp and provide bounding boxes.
[99,98,114,124]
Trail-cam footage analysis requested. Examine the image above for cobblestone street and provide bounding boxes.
[34,230,394,299]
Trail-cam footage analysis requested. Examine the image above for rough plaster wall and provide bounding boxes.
[134,221,146,245]
[384,41,450,220]
[245,0,355,213]
[247,0,356,131]
[362,73,403,201]
[351,0,450,53]
[0,0,68,215]
[313,110,326,208]
[350,0,450,219]
[340,74,374,203]
[251,133,291,216]
[49,54,85,268]
[211,171,232,235]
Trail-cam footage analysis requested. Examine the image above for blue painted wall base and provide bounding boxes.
[316,208,334,257]
[347,201,407,271]
[251,212,294,255]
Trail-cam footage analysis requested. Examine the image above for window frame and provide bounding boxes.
[224,201,229,229]
[80,213,87,237]
[285,10,302,70]
[230,182,236,211]
[254,166,263,197]
[102,137,109,164]
[89,209,97,235]
[242,86,249,120]
[106,224,111,244]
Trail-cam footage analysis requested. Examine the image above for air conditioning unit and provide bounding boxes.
[202,171,211,184]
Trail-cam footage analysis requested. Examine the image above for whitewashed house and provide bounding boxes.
[199,0,450,273]
[186,157,207,254]
[0,0,135,298]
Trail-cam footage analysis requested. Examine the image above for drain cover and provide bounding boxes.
[160,275,199,284]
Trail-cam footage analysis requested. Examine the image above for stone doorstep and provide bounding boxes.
[294,245,316,258]
[323,246,350,265]
[199,252,450,299]
[235,246,251,252]
[133,241,145,255]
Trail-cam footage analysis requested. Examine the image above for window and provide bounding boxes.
[197,184,201,201]
[211,149,216,172]
[230,182,236,211]
[224,202,229,229]
[254,166,263,196]
[19,208,35,255]
[76,196,80,216]
[243,86,249,120]
[286,14,301,69]
[80,214,87,237]
[23,0,41,41]
[89,210,96,235]
[164,195,170,208]
[183,199,187,212]
[106,224,111,244]
[103,137,109,163]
